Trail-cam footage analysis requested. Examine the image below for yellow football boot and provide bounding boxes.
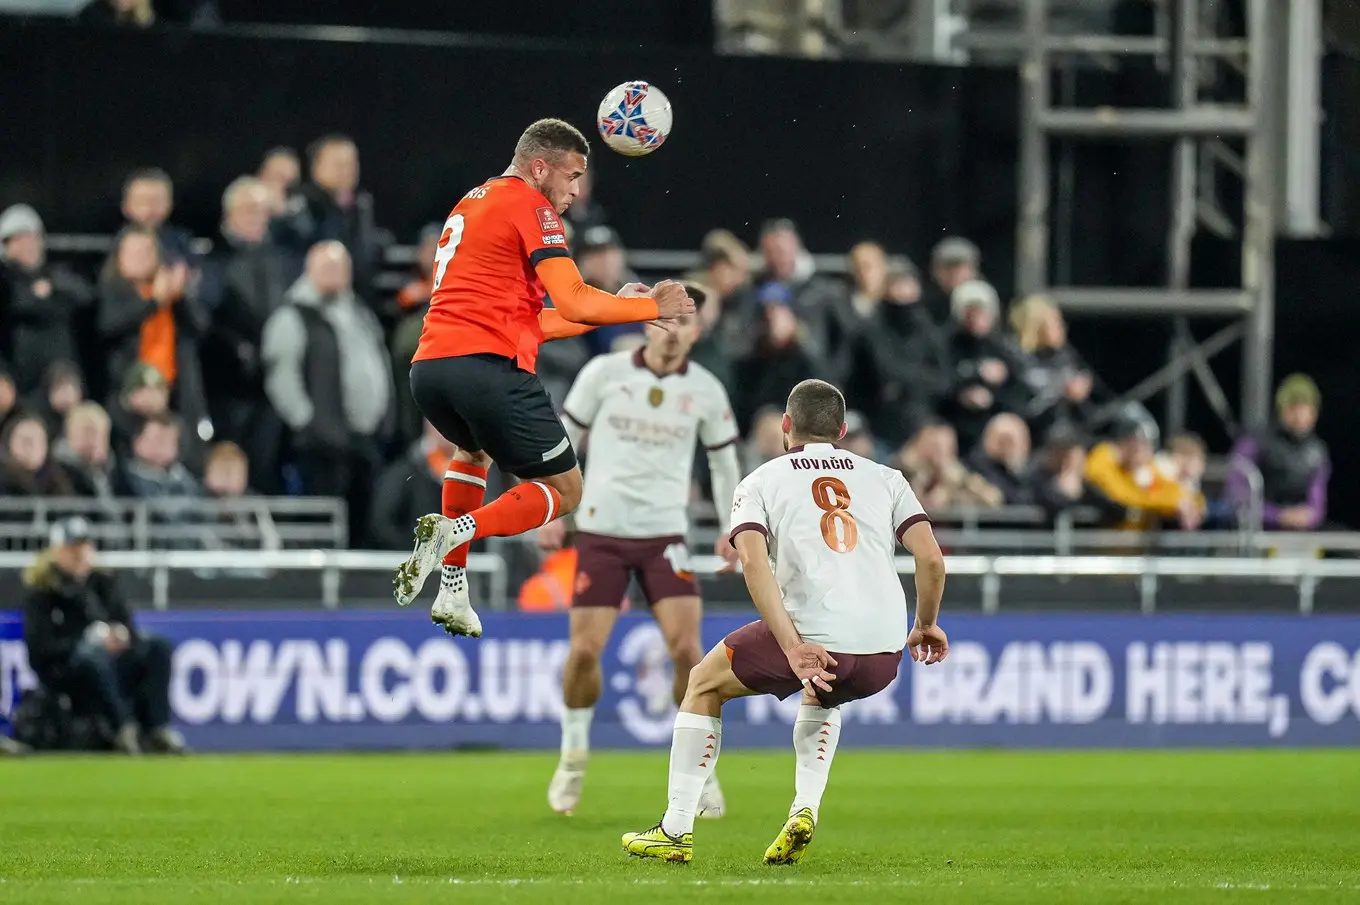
[763,808,816,865]
[622,821,693,863]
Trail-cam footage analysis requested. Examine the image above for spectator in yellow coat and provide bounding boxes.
[1085,417,1204,531]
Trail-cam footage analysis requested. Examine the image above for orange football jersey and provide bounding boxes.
[414,176,570,373]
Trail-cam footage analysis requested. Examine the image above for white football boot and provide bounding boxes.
[430,564,482,638]
[697,771,726,819]
[394,514,481,637]
[547,752,587,815]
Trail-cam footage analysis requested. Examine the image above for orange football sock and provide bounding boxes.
[467,482,562,541]
[441,460,488,568]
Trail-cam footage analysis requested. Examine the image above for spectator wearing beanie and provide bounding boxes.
[0,204,93,395]
[1228,375,1332,531]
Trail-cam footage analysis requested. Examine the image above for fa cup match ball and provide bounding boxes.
[597,81,672,157]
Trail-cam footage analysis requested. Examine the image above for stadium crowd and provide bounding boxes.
[0,135,1335,548]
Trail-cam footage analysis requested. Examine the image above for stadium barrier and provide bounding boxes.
[3,610,1359,749]
[1,550,1354,613]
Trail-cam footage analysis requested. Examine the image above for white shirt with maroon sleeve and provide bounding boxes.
[562,349,739,539]
[728,442,928,654]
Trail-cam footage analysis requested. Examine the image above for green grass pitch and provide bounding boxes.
[3,750,1359,904]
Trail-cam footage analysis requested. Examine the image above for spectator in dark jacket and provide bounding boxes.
[940,279,1030,453]
[370,421,453,549]
[257,147,301,215]
[0,365,19,440]
[109,362,171,457]
[120,168,196,265]
[0,204,93,394]
[52,402,119,506]
[1027,435,1108,523]
[199,176,295,488]
[686,230,752,395]
[1228,374,1333,530]
[98,227,210,440]
[857,254,951,447]
[261,242,392,542]
[119,413,200,502]
[1010,294,1108,443]
[744,219,853,388]
[22,516,183,754]
[0,413,76,498]
[271,135,387,302]
[922,236,982,325]
[26,360,85,444]
[966,413,1034,505]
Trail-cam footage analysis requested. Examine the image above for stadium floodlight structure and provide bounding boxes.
[1013,0,1321,435]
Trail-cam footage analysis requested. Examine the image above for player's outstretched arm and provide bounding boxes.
[732,530,837,691]
[901,520,949,664]
[536,257,668,326]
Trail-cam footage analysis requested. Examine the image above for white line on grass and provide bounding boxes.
[6,877,1359,892]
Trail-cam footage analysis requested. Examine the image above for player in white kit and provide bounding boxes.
[540,285,743,816]
[622,378,949,864]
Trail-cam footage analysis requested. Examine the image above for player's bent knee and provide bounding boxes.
[452,446,493,468]
[565,641,604,672]
[669,640,702,675]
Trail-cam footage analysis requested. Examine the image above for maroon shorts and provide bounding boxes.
[724,621,903,709]
[571,532,701,609]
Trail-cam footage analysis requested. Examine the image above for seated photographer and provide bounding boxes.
[21,516,184,755]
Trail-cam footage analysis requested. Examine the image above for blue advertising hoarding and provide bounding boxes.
[3,610,1360,749]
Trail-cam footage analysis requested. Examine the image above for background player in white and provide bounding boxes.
[621,378,949,864]
[539,284,742,816]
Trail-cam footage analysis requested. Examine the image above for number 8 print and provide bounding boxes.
[811,476,858,553]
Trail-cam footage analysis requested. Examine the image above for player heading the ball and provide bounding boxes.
[394,118,694,637]
[622,378,949,865]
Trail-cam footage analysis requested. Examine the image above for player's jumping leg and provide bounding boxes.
[395,448,488,600]
[764,692,842,865]
[400,467,583,637]
[652,595,725,819]
[622,642,754,862]
[549,606,618,815]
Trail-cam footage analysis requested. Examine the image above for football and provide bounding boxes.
[596,81,672,157]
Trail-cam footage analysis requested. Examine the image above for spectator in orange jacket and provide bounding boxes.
[1085,417,1204,531]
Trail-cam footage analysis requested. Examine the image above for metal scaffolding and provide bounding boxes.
[1014,0,1283,434]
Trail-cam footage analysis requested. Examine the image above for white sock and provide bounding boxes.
[560,706,593,762]
[439,564,466,591]
[661,712,721,837]
[448,514,476,543]
[791,704,842,823]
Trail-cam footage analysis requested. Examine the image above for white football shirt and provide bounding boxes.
[729,442,928,655]
[563,349,739,538]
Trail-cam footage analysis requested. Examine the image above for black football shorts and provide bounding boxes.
[409,353,577,479]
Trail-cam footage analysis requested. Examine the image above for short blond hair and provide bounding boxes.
[1010,293,1060,354]
[206,441,248,471]
[65,401,110,433]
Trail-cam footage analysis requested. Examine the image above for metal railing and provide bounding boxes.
[0,496,347,551]
[0,548,507,612]
[0,547,1346,615]
[688,551,1360,615]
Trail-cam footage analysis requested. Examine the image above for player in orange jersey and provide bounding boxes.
[395,118,694,637]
